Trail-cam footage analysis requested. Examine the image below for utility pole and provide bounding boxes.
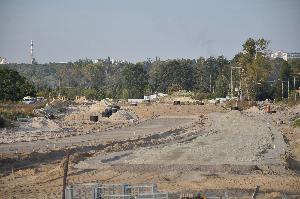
[239,68,242,101]
[230,67,233,98]
[209,74,212,93]
[282,81,284,100]
[294,76,297,102]
[288,79,290,100]
[231,66,242,99]
[62,152,70,199]
[58,79,61,97]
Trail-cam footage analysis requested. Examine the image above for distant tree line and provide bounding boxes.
[0,38,299,101]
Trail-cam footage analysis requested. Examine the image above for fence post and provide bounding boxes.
[251,186,260,199]
[62,151,70,199]
[224,192,229,199]
[65,186,73,199]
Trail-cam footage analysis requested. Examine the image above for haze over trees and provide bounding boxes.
[0,38,299,101]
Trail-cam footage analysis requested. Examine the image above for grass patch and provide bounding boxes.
[294,117,300,128]
[0,101,47,121]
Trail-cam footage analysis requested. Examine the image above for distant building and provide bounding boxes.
[144,93,168,101]
[0,57,8,64]
[270,51,287,60]
[92,59,99,64]
[287,53,300,60]
[93,57,127,64]
[270,50,300,61]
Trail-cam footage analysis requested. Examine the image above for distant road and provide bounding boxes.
[0,116,195,154]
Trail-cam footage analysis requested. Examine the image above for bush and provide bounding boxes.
[0,115,6,128]
[167,84,183,94]
[192,92,212,101]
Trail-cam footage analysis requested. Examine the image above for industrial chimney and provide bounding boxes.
[30,40,35,64]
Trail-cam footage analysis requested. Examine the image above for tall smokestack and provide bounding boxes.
[30,40,34,64]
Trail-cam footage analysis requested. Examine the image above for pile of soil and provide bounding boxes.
[29,117,61,131]
[34,100,71,118]
[110,110,138,121]
[244,106,260,113]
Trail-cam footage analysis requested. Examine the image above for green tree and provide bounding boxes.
[280,61,292,81]
[0,68,36,101]
[236,38,272,100]
[214,74,229,98]
[123,63,148,98]
[279,61,292,99]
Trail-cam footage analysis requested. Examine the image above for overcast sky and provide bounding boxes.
[0,0,299,63]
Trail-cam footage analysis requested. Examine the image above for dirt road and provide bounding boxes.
[0,116,195,154]
[78,110,287,167]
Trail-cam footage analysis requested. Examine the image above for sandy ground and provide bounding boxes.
[0,102,299,198]
[123,103,226,120]
[82,111,286,166]
[1,162,299,199]
[0,117,195,155]
[0,101,132,144]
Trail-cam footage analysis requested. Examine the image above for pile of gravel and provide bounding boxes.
[110,110,138,121]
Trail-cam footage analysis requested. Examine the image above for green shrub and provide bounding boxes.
[0,115,6,128]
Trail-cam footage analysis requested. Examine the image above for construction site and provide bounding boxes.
[1,0,300,197]
[0,92,299,199]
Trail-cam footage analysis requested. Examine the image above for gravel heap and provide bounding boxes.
[110,110,138,121]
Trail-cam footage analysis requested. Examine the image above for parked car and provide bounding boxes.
[23,96,36,104]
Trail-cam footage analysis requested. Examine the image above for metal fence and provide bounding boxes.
[65,183,300,199]
[65,183,168,199]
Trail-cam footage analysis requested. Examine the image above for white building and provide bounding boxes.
[0,57,8,64]
[270,51,287,60]
[144,93,168,101]
[93,57,127,64]
[287,53,300,60]
[93,59,99,64]
[271,51,300,61]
